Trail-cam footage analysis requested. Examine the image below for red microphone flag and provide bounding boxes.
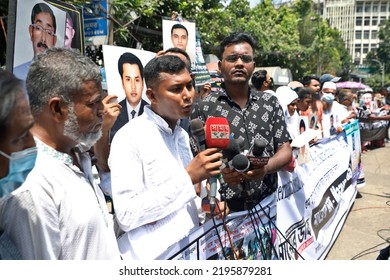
[205,117,230,149]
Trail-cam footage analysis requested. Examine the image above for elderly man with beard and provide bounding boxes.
[5,48,121,259]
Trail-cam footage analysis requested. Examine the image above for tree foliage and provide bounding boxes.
[365,18,390,89]
[1,0,352,81]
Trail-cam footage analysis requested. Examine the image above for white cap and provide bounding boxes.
[322,81,337,91]
[275,86,298,109]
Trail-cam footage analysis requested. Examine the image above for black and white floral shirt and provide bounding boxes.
[191,84,291,211]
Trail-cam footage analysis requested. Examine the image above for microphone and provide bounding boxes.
[190,118,206,152]
[236,137,245,153]
[252,139,267,156]
[204,117,230,214]
[205,117,230,149]
[231,153,251,172]
[221,138,240,169]
[247,138,269,168]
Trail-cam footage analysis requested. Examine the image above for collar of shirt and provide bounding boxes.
[126,99,141,119]
[143,105,181,135]
[212,84,259,107]
[34,137,73,166]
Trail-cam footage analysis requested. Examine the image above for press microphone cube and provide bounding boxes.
[205,117,230,149]
[252,138,267,156]
[247,138,269,168]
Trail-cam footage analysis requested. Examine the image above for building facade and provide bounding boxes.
[319,0,390,65]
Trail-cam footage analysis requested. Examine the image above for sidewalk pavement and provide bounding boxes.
[325,142,390,260]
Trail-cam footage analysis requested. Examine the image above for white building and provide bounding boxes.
[319,0,390,65]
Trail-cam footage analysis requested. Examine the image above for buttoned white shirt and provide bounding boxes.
[109,106,199,259]
[0,139,121,259]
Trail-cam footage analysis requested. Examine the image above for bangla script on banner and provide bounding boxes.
[158,124,361,260]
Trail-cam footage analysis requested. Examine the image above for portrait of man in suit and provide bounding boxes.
[110,52,149,142]
[13,2,58,81]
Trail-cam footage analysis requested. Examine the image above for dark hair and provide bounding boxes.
[0,70,23,133]
[301,75,319,87]
[299,119,306,130]
[171,23,188,36]
[163,47,192,71]
[251,69,267,89]
[219,32,256,57]
[338,88,352,102]
[66,12,73,27]
[117,52,144,80]
[31,2,56,33]
[144,55,188,89]
[296,87,311,100]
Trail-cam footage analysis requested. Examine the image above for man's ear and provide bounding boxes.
[218,60,222,72]
[53,35,57,46]
[48,97,68,122]
[146,88,156,104]
[29,25,33,40]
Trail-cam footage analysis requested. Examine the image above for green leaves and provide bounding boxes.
[56,0,351,80]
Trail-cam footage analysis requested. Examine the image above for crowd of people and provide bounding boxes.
[1,21,389,260]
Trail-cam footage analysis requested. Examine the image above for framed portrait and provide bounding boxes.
[102,45,156,103]
[46,0,85,53]
[7,0,67,81]
[162,19,196,67]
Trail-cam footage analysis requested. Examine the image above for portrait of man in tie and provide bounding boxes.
[109,52,149,142]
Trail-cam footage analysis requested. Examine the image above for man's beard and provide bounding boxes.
[63,103,102,149]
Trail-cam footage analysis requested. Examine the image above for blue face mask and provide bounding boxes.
[0,146,37,197]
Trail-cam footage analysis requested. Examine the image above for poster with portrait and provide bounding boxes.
[162,19,196,68]
[298,116,309,136]
[9,0,66,81]
[308,113,317,130]
[102,45,156,104]
[297,116,310,165]
[46,0,85,53]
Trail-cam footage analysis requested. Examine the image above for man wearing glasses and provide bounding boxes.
[13,2,57,81]
[191,32,292,214]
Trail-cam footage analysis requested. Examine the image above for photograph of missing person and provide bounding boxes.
[297,116,310,165]
[299,117,307,135]
[102,45,156,105]
[46,0,85,53]
[309,113,317,130]
[12,0,66,81]
[162,19,196,67]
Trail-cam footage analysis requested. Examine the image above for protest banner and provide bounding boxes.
[158,127,361,260]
